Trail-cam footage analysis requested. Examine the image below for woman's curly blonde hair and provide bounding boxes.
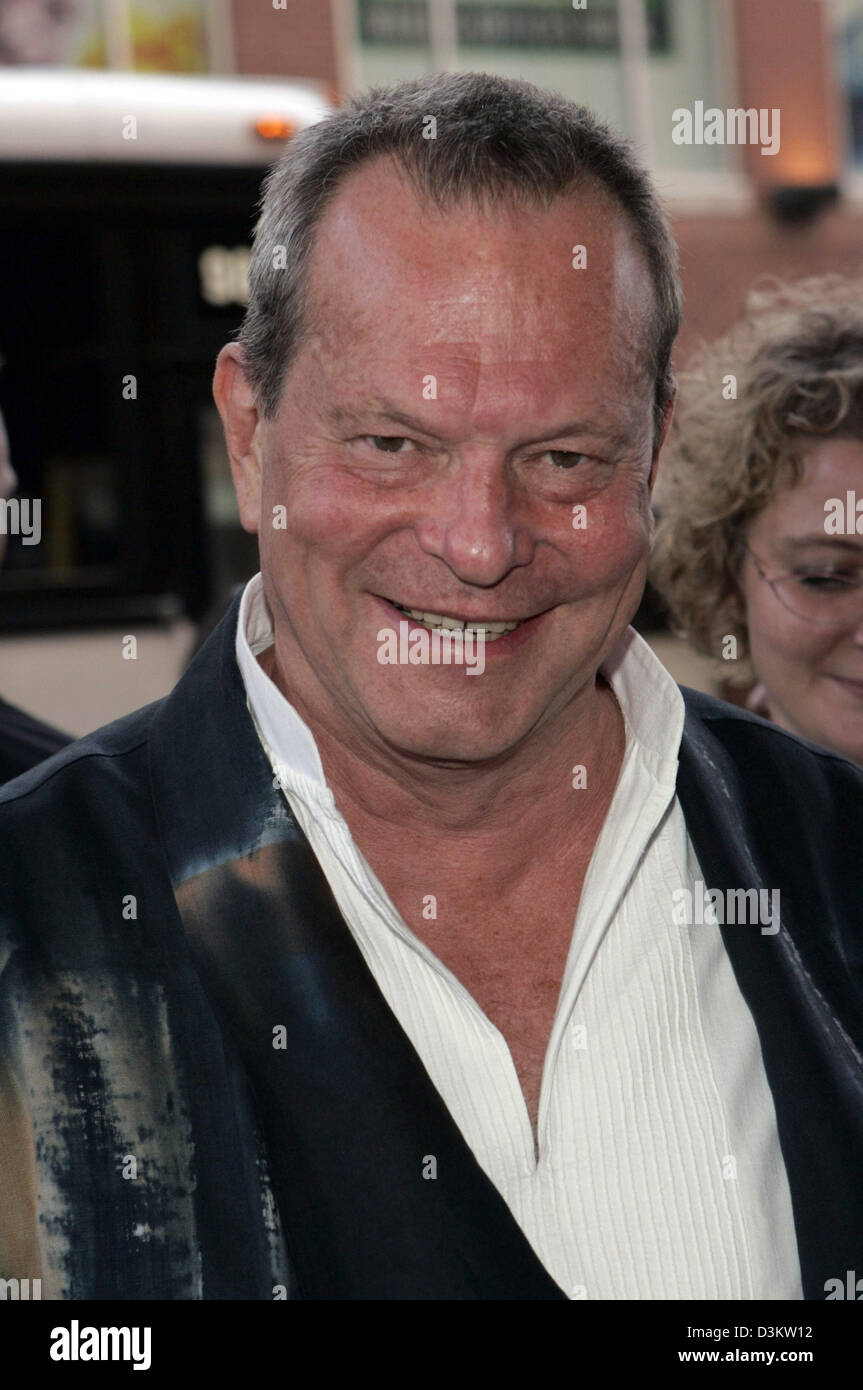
[650,273,863,682]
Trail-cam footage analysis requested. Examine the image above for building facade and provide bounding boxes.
[1,0,861,723]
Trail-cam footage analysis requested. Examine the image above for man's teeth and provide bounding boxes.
[392,603,522,641]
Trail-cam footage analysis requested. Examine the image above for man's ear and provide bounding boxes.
[213,344,264,535]
[648,387,676,498]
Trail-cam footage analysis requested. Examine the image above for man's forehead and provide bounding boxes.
[307,161,647,320]
[319,368,649,450]
[307,261,649,388]
[306,308,652,422]
[297,161,657,428]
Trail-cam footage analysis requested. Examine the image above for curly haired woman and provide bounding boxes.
[651,274,863,767]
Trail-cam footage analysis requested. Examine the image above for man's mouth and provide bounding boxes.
[387,600,524,643]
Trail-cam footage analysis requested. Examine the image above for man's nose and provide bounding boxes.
[413,455,532,587]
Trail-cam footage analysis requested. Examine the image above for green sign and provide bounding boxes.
[358,1,671,52]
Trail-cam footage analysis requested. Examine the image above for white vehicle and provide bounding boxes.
[0,70,332,732]
[0,67,331,163]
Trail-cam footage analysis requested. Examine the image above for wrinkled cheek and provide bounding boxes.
[258,482,340,578]
[264,465,396,559]
[570,516,648,595]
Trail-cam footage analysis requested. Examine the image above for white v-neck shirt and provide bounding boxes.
[235,573,802,1300]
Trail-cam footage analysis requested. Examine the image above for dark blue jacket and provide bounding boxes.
[0,695,71,785]
[1,596,862,1299]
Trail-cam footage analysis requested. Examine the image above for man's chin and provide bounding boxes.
[368,709,528,768]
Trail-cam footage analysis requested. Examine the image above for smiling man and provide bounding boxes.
[1,74,863,1303]
[215,153,656,1157]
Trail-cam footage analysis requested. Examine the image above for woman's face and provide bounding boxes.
[740,437,863,766]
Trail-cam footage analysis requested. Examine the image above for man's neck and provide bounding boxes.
[258,643,626,884]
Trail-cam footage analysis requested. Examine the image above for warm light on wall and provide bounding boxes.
[730,0,843,223]
[769,140,839,188]
[764,126,841,222]
[766,133,840,222]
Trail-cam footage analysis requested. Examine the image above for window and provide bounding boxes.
[834,0,863,165]
[354,0,734,173]
[0,162,262,629]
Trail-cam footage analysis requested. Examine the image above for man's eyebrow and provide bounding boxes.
[325,400,431,432]
[325,399,638,448]
[535,419,638,451]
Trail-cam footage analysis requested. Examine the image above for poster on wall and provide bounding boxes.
[0,0,208,70]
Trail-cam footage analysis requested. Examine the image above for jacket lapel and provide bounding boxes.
[677,693,863,1299]
[150,597,566,1300]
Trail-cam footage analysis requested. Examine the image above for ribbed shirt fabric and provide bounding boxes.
[236,573,802,1300]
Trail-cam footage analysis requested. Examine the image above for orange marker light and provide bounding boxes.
[254,116,295,141]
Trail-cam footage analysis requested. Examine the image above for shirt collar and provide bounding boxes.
[236,572,685,799]
[236,573,329,792]
[601,625,685,787]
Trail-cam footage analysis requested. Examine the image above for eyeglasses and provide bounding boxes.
[744,545,863,628]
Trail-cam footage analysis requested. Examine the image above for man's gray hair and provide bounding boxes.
[238,71,683,439]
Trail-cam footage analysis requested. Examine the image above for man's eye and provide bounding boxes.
[368,435,411,454]
[545,450,586,470]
